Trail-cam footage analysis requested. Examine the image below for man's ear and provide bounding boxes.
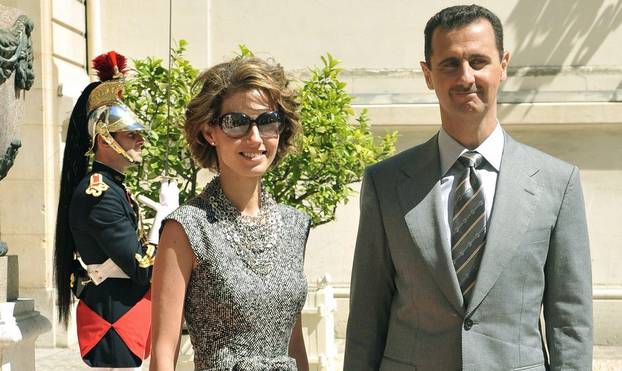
[420,61,434,89]
[500,51,511,81]
[96,134,108,147]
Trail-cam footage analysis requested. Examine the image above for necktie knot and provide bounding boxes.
[458,151,484,169]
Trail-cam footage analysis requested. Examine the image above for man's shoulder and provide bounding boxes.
[507,136,580,196]
[366,135,437,177]
[508,135,577,176]
[72,171,125,208]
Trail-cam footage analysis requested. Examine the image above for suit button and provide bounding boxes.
[464,318,473,331]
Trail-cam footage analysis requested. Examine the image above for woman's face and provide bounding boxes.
[202,88,280,181]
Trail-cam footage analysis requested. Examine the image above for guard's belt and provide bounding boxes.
[87,258,130,285]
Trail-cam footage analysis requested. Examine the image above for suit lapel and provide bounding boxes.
[466,133,541,315]
[398,135,464,314]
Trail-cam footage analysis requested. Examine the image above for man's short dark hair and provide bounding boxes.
[424,4,504,66]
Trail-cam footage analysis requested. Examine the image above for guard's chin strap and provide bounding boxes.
[87,108,141,164]
[89,120,136,163]
[100,133,135,163]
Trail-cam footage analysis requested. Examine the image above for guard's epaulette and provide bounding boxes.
[135,243,156,268]
[85,173,109,197]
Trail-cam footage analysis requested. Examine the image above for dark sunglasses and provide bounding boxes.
[217,111,283,138]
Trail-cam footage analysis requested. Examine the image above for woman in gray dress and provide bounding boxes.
[150,56,310,371]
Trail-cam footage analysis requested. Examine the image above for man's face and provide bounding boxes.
[114,130,144,163]
[421,19,510,120]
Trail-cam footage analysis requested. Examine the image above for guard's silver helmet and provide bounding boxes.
[86,51,147,162]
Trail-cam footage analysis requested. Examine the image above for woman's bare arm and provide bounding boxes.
[149,221,196,371]
[288,315,309,371]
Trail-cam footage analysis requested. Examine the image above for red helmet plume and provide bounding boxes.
[92,51,128,81]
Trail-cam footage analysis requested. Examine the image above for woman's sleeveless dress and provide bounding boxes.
[165,178,311,371]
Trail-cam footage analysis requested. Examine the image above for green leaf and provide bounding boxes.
[237,44,254,57]
[264,52,398,226]
[125,44,398,229]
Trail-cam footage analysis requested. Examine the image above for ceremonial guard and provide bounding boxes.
[53,51,175,369]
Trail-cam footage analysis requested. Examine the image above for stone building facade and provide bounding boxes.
[0,0,620,366]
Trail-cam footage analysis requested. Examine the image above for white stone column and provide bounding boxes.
[86,0,102,76]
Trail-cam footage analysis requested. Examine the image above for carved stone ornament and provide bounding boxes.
[0,14,34,90]
[0,139,20,181]
[0,5,32,181]
[0,5,35,257]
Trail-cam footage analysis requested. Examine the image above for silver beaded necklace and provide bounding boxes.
[202,176,282,275]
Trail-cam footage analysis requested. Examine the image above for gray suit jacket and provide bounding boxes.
[344,132,592,371]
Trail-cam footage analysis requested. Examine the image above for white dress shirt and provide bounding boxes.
[438,123,504,246]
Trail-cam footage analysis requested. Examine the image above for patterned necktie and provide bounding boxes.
[451,151,486,305]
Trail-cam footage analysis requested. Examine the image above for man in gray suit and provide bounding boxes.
[344,5,592,370]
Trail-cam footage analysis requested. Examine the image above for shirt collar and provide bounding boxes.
[92,161,126,185]
[438,122,504,176]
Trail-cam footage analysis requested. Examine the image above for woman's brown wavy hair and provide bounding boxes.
[185,56,300,170]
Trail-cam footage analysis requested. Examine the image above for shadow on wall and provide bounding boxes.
[507,0,622,66]
[506,125,622,171]
[499,0,622,120]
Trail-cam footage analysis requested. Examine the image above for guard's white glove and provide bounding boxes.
[139,178,180,244]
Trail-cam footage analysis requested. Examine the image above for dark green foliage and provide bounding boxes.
[263,53,397,225]
[123,40,200,216]
[124,43,397,226]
